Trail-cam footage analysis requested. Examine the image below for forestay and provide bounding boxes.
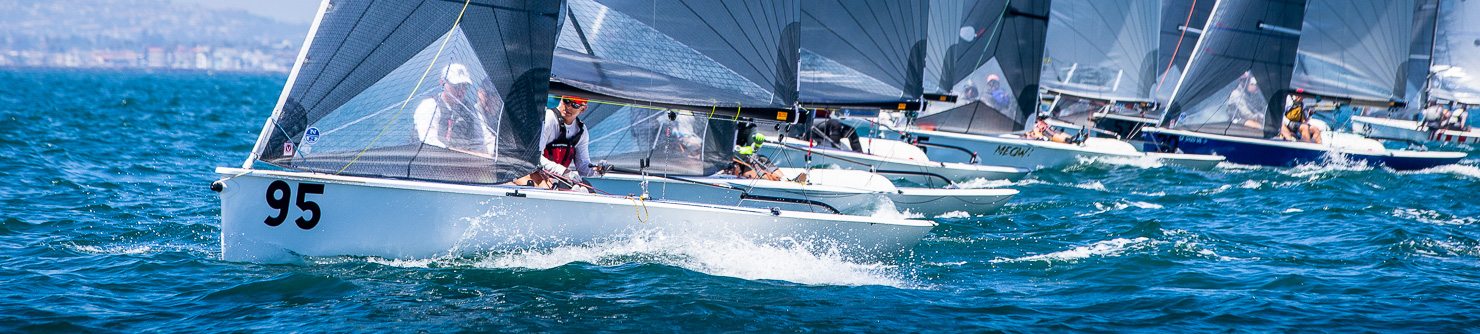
[799,0,929,108]
[550,0,800,120]
[1288,0,1414,104]
[915,0,1052,135]
[1428,0,1480,104]
[247,0,561,184]
[1160,0,1306,139]
[582,103,736,176]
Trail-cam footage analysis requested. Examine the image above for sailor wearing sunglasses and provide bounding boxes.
[534,96,601,188]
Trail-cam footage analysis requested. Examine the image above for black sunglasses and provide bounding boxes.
[567,101,587,108]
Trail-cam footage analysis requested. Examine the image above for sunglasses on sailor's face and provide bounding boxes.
[567,101,587,109]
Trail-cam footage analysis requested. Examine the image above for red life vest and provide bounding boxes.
[543,110,585,167]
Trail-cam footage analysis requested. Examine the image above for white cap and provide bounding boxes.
[444,63,472,85]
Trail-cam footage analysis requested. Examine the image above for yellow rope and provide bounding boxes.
[627,196,650,223]
[336,0,474,175]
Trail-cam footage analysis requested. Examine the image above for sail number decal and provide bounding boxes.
[264,180,325,230]
[994,145,1033,157]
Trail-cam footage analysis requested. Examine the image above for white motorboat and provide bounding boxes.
[215,0,934,263]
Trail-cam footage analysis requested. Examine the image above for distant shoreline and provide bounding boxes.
[0,66,289,76]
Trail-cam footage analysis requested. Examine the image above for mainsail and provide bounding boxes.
[550,0,801,121]
[1039,0,1159,103]
[916,0,1052,135]
[247,0,561,184]
[1288,0,1414,104]
[1427,0,1480,104]
[1160,0,1306,139]
[798,0,929,108]
[1039,0,1160,123]
[548,0,801,174]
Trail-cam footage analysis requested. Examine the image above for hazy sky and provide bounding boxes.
[173,0,320,24]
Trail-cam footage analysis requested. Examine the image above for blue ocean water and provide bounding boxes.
[2,69,1479,332]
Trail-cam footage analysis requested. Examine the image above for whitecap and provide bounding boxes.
[1391,208,1477,226]
[1074,181,1108,191]
[992,237,1152,263]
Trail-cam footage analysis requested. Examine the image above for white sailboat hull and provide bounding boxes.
[215,168,935,263]
[757,141,1030,185]
[903,128,1226,170]
[586,171,1017,217]
[1351,115,1480,145]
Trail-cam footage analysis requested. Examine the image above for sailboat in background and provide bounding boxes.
[759,0,1032,184]
[213,0,934,263]
[1089,0,1219,139]
[1141,0,1465,170]
[551,0,1016,217]
[855,0,1222,170]
[1352,0,1480,145]
[1039,0,1161,132]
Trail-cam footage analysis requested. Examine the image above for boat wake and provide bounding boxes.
[1398,163,1480,179]
[952,177,1015,189]
[867,197,925,219]
[1281,154,1375,178]
[364,230,917,288]
[1078,155,1168,169]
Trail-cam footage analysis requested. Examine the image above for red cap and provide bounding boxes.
[562,96,589,103]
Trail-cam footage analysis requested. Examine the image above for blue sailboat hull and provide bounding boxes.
[1140,128,1466,170]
